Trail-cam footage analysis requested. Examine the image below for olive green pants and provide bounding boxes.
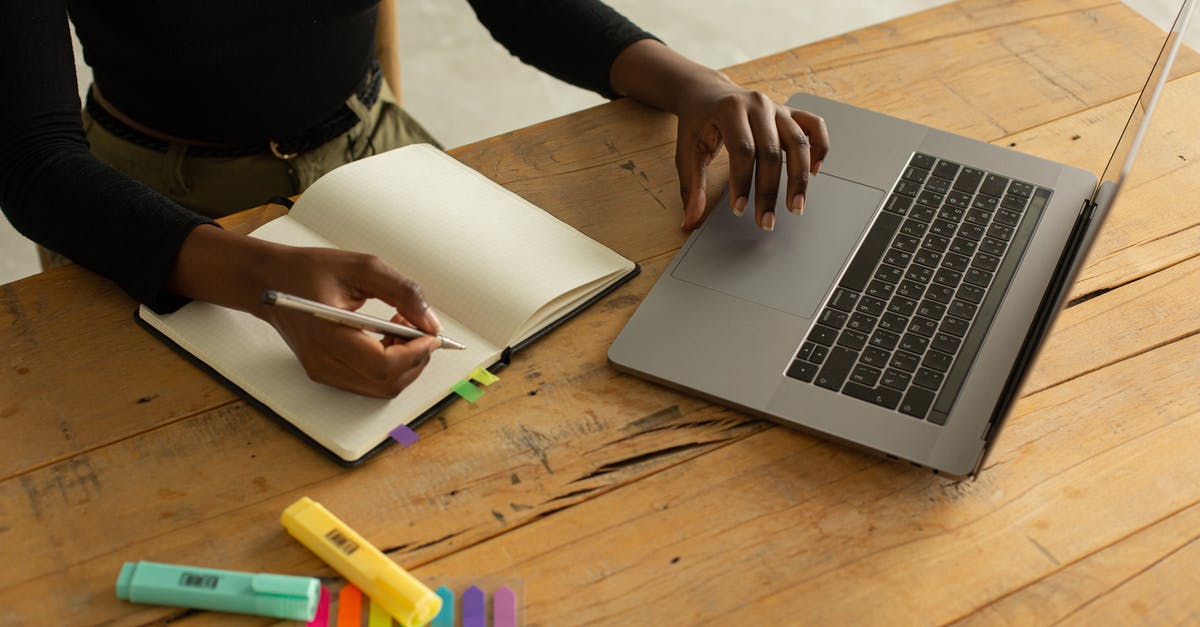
[39,80,439,270]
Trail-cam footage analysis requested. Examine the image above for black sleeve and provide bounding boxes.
[0,1,213,313]
[466,0,659,99]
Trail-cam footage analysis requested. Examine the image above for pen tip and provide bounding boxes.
[262,290,278,305]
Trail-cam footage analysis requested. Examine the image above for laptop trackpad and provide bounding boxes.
[672,174,884,319]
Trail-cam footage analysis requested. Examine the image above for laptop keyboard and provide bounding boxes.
[785,152,1051,425]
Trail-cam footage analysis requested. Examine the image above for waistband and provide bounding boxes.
[86,60,383,159]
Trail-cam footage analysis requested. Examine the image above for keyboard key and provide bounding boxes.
[866,279,895,300]
[987,222,1015,241]
[861,346,891,368]
[940,315,970,338]
[1008,180,1034,198]
[931,332,961,354]
[815,347,857,391]
[945,190,972,209]
[926,284,956,304]
[937,205,965,223]
[933,159,960,180]
[810,344,829,364]
[856,296,888,316]
[901,219,928,238]
[895,179,921,197]
[908,316,939,337]
[849,364,882,387]
[965,208,991,226]
[829,287,860,312]
[843,381,902,410]
[933,268,963,287]
[786,359,818,382]
[893,234,920,253]
[1001,194,1028,212]
[972,252,1000,273]
[838,328,868,351]
[878,311,908,333]
[925,176,951,194]
[922,349,953,373]
[839,211,903,291]
[980,173,1008,198]
[887,296,917,316]
[923,234,951,253]
[979,237,1006,256]
[995,209,1022,227]
[909,204,937,223]
[964,267,993,288]
[910,153,936,170]
[896,280,925,300]
[880,368,912,391]
[958,222,986,241]
[916,299,946,320]
[949,299,978,320]
[914,367,945,390]
[900,386,936,419]
[890,350,921,372]
[808,324,839,346]
[916,190,944,209]
[902,165,928,183]
[869,328,901,351]
[905,264,933,284]
[846,312,877,333]
[953,167,984,193]
[949,237,977,257]
[972,194,999,211]
[796,341,816,361]
[942,252,970,272]
[875,264,904,284]
[819,307,848,329]
[957,283,985,304]
[883,247,913,267]
[913,249,942,268]
[899,332,930,354]
[883,194,914,215]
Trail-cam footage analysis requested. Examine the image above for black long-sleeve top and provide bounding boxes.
[0,0,654,311]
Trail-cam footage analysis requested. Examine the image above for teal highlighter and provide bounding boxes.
[115,561,320,621]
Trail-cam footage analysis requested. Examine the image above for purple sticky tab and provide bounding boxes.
[389,425,419,447]
[462,585,486,627]
[493,586,517,627]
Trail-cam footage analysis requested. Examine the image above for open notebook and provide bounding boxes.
[138,144,637,464]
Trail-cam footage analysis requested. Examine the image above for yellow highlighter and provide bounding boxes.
[281,497,442,627]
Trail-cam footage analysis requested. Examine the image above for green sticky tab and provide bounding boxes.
[469,367,500,386]
[451,380,483,403]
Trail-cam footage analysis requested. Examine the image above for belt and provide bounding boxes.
[86,60,382,159]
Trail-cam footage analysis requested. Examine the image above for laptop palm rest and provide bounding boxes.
[671,173,884,318]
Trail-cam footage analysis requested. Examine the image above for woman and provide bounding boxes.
[0,0,829,397]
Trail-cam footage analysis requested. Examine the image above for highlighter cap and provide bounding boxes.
[115,561,320,621]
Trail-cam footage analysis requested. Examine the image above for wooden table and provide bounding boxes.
[4,1,1200,624]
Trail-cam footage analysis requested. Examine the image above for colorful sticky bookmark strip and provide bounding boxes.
[336,584,363,627]
[307,586,331,627]
[462,585,487,627]
[469,366,500,386]
[389,424,420,447]
[451,379,484,403]
[430,585,456,627]
[493,585,517,627]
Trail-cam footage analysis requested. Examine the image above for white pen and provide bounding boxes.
[262,290,466,350]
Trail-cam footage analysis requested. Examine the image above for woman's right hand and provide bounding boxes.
[168,225,441,398]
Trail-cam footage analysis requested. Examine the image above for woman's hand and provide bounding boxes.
[610,39,830,231]
[168,225,440,398]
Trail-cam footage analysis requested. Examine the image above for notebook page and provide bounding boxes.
[142,216,503,461]
[290,144,633,347]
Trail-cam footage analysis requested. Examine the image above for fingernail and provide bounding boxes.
[813,160,823,175]
[761,211,775,231]
[424,308,442,333]
[733,196,748,217]
[793,195,806,215]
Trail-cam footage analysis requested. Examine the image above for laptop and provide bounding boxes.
[609,0,1196,476]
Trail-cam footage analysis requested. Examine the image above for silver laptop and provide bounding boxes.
[609,0,1196,476]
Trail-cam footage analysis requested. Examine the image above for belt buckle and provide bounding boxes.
[269,140,298,160]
